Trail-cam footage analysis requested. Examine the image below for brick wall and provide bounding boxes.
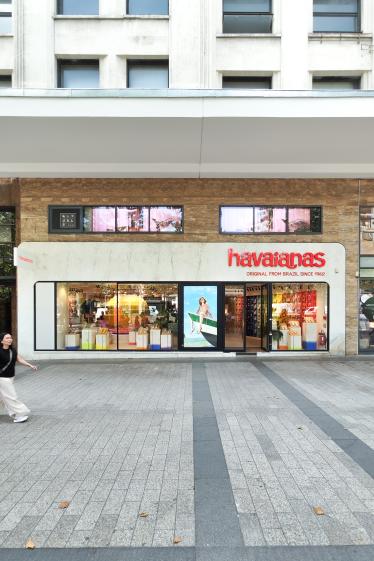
[18,177,371,355]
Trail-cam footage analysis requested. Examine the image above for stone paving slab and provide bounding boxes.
[2,358,374,559]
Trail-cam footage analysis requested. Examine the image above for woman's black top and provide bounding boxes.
[0,347,17,378]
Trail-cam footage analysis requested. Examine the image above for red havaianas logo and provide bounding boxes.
[228,248,326,269]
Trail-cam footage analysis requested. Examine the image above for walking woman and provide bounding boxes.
[0,333,37,423]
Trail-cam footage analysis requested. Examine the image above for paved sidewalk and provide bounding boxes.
[1,358,374,560]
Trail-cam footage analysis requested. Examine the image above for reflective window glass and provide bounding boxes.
[128,0,168,15]
[117,207,149,232]
[220,207,254,233]
[57,0,99,15]
[59,61,99,88]
[254,207,286,233]
[128,62,168,88]
[0,14,11,33]
[149,207,183,232]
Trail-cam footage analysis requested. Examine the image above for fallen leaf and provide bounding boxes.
[139,512,149,518]
[25,539,36,549]
[58,500,70,509]
[173,536,182,544]
[313,506,325,516]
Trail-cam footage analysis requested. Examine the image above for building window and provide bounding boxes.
[0,12,11,34]
[272,284,328,351]
[222,76,272,89]
[0,208,15,278]
[127,61,169,89]
[360,207,374,254]
[0,75,11,88]
[49,205,184,233]
[49,207,83,233]
[313,76,360,90]
[57,0,99,15]
[127,0,168,15]
[58,60,100,88]
[55,282,178,351]
[220,206,322,234]
[223,0,272,34]
[313,0,360,33]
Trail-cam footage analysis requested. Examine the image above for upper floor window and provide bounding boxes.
[0,75,11,88]
[57,0,99,15]
[223,0,272,34]
[220,206,322,234]
[127,0,168,15]
[313,0,360,33]
[58,60,100,88]
[222,76,271,89]
[49,206,183,234]
[127,61,169,88]
[0,0,11,34]
[0,208,15,278]
[313,76,360,89]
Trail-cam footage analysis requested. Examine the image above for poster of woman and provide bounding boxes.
[183,285,218,348]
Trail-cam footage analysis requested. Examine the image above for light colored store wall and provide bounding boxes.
[2,0,374,88]
[18,178,361,354]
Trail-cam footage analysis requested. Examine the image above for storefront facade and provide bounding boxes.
[17,241,345,358]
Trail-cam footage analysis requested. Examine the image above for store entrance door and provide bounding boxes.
[245,283,271,353]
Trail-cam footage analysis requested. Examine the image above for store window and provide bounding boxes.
[127,0,168,15]
[0,208,15,278]
[84,207,115,233]
[223,0,272,34]
[127,61,169,89]
[57,0,99,15]
[117,284,178,350]
[222,77,272,89]
[49,205,184,234]
[56,283,118,350]
[58,60,100,88]
[220,206,322,234]
[313,77,360,90]
[359,279,374,352]
[271,283,328,351]
[313,0,360,33]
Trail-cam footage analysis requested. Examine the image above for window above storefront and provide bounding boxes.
[219,206,322,234]
[49,205,184,234]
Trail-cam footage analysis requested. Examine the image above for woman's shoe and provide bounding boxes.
[13,415,28,423]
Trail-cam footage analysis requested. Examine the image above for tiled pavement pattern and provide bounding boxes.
[207,361,374,547]
[2,359,374,559]
[0,363,194,549]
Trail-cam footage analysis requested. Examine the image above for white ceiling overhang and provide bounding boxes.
[0,89,374,178]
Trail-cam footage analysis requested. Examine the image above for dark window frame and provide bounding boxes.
[56,0,99,15]
[126,0,169,16]
[0,75,12,87]
[313,76,361,89]
[48,205,184,234]
[222,0,273,34]
[57,59,100,88]
[219,205,323,235]
[222,76,272,89]
[127,59,169,89]
[313,0,360,33]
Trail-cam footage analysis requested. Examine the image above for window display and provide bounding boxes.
[56,283,117,350]
[84,207,115,232]
[271,284,328,351]
[117,207,149,232]
[149,207,183,232]
[220,207,254,233]
[117,284,178,350]
[224,285,244,349]
[255,207,286,233]
[360,207,374,254]
[359,280,374,352]
[220,206,322,234]
[183,285,218,348]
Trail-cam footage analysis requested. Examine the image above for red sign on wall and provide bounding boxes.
[228,248,326,270]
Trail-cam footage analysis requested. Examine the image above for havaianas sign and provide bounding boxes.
[227,248,327,278]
